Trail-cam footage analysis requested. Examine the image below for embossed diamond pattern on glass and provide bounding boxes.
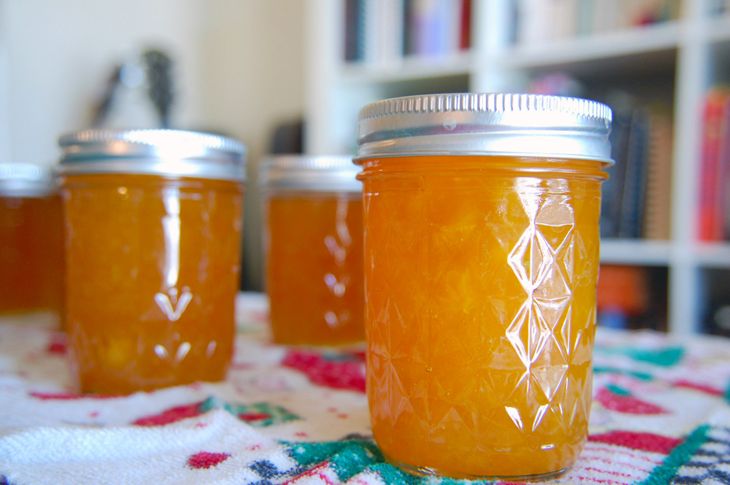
[361,157,602,478]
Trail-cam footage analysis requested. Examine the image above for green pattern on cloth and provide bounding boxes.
[605,383,632,396]
[593,366,654,381]
[285,439,505,484]
[365,463,419,485]
[639,424,710,485]
[1,300,729,485]
[329,443,382,481]
[200,396,300,427]
[285,439,382,480]
[597,346,685,367]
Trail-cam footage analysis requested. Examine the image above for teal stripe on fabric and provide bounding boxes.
[284,439,393,481]
[330,442,383,481]
[596,346,685,367]
[285,439,381,468]
[593,366,654,381]
[621,347,685,367]
[606,383,632,396]
[366,463,419,484]
[638,424,710,485]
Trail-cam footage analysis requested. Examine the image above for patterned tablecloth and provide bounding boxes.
[0,293,729,485]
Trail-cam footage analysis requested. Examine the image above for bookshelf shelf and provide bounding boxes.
[601,239,673,266]
[705,16,730,43]
[340,52,472,84]
[305,0,729,335]
[694,243,730,268]
[500,22,680,73]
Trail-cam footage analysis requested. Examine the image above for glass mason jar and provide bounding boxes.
[0,163,64,324]
[57,129,245,394]
[261,155,364,346]
[356,93,612,480]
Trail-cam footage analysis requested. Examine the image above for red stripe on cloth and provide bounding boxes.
[133,402,204,426]
[574,476,624,484]
[672,379,724,396]
[186,451,230,469]
[585,443,663,464]
[238,412,271,422]
[45,333,67,355]
[589,431,682,454]
[582,466,635,478]
[285,462,338,485]
[282,350,366,393]
[29,391,121,400]
[579,453,655,473]
[595,387,667,415]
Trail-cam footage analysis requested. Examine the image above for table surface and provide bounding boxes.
[0,293,729,485]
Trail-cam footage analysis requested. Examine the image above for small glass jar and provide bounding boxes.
[356,93,612,480]
[261,155,364,346]
[58,129,245,394]
[0,163,64,324]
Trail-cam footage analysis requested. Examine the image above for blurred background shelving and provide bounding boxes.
[305,0,730,335]
[2,0,730,336]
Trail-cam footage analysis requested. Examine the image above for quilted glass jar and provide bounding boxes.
[0,163,64,323]
[261,155,364,346]
[58,130,245,394]
[356,93,612,479]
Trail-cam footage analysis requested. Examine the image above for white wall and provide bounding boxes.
[198,0,305,290]
[1,0,205,163]
[0,0,306,289]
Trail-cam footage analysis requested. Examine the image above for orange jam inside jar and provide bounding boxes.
[0,163,64,324]
[356,94,613,480]
[262,156,364,346]
[58,130,245,394]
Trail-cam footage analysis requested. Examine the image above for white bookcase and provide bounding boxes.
[304,0,730,335]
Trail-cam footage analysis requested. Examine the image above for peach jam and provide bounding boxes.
[356,93,612,480]
[261,156,364,346]
[58,130,245,394]
[0,163,64,324]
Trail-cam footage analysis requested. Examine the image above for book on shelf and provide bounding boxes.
[597,265,666,331]
[597,265,648,330]
[643,107,673,240]
[342,0,471,64]
[705,303,730,337]
[700,268,730,337]
[526,74,674,241]
[601,109,631,239]
[617,109,650,239]
[697,88,730,242]
[708,0,730,15]
[512,0,680,46]
[517,0,577,43]
[344,0,362,61]
[724,96,730,242]
[344,0,400,63]
[600,101,672,240]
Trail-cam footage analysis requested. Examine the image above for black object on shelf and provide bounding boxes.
[270,119,305,154]
[88,48,174,129]
[143,49,174,128]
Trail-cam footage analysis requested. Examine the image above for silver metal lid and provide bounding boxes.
[0,163,56,197]
[260,155,361,192]
[58,129,246,181]
[357,93,613,162]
